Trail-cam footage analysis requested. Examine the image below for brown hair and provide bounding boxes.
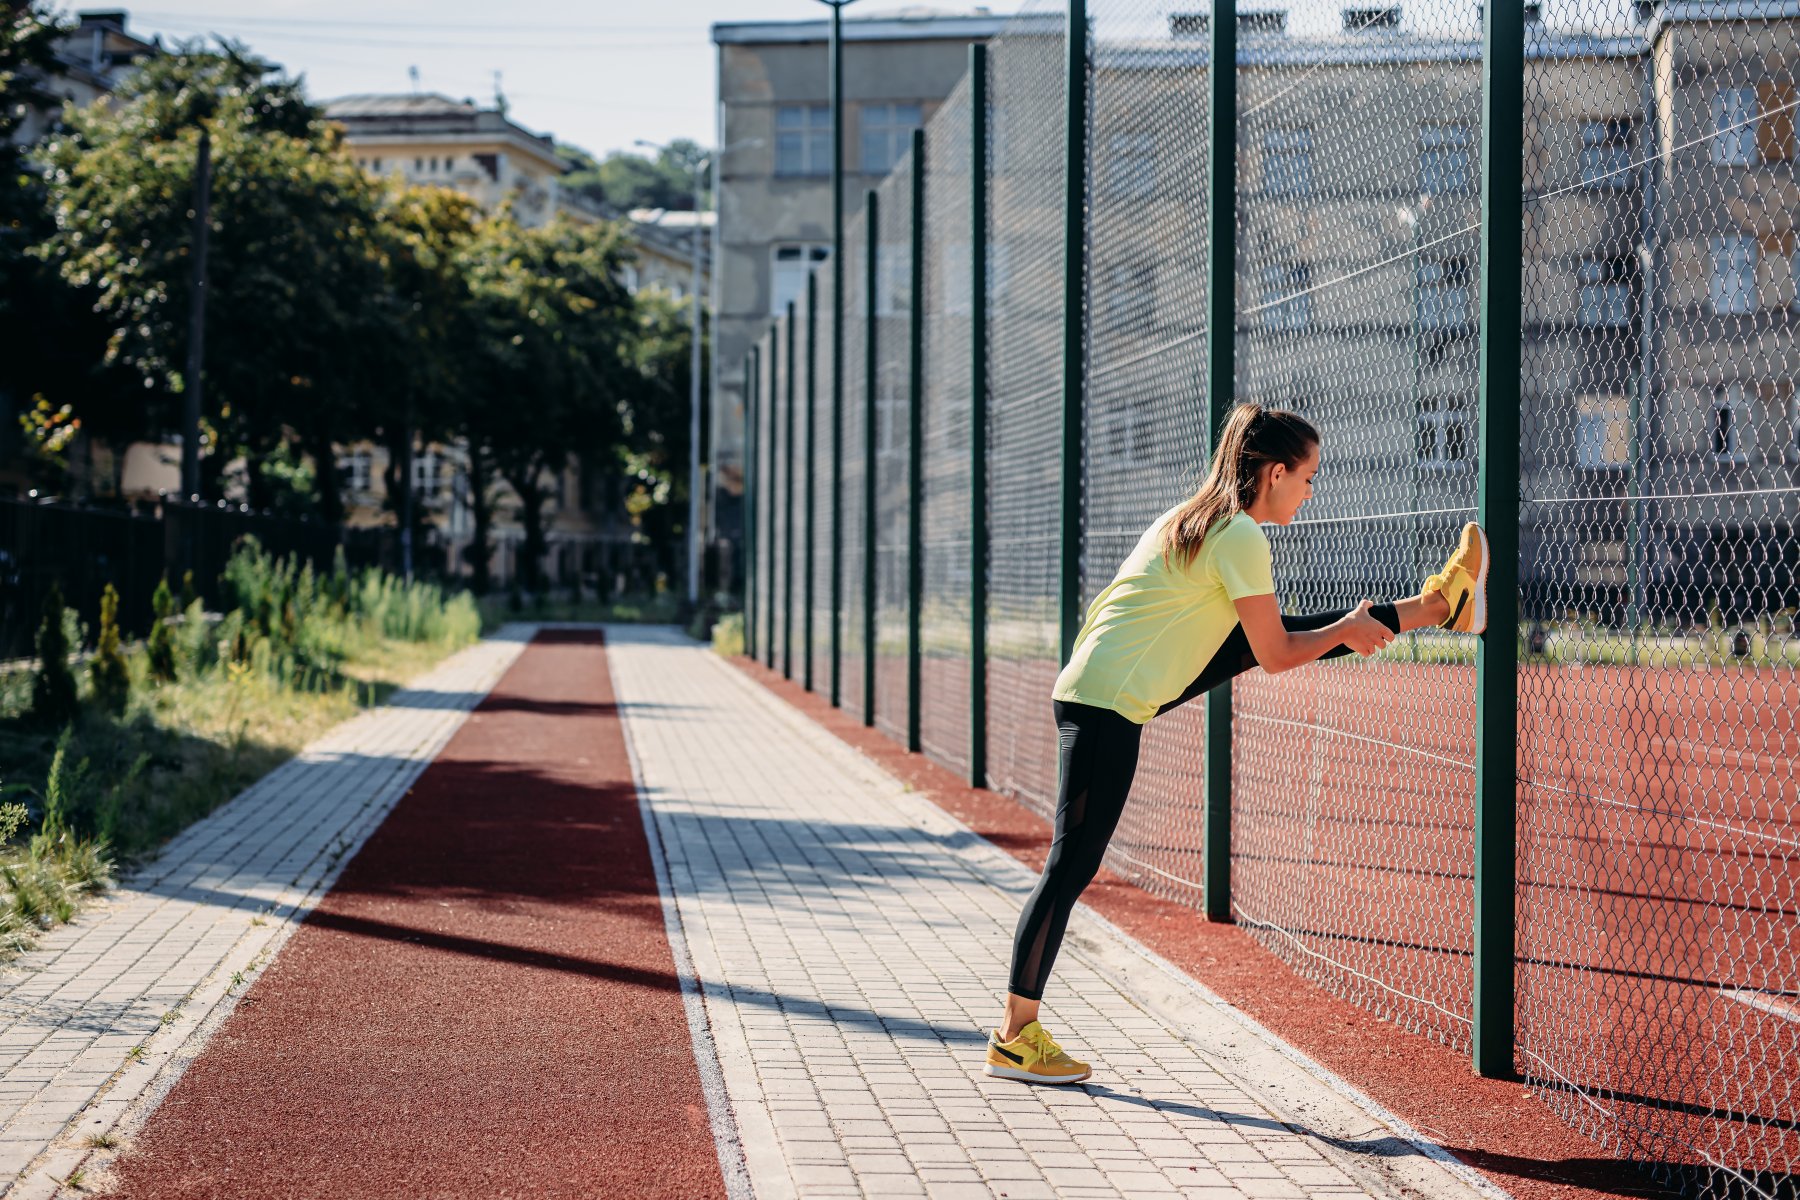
[1163,403,1319,567]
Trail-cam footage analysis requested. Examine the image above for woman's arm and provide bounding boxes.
[1232,594,1394,675]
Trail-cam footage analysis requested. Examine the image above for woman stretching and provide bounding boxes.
[984,402,1488,1085]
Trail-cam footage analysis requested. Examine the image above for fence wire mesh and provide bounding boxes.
[984,3,1068,815]
[1228,0,1483,1053]
[921,76,978,773]
[742,2,1798,1192]
[1082,0,1217,910]
[1516,5,1798,1194]
[875,154,915,742]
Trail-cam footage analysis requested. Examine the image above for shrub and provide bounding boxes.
[147,576,177,682]
[711,612,745,657]
[91,584,130,716]
[30,583,77,725]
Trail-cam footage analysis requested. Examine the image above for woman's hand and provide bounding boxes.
[1335,599,1395,657]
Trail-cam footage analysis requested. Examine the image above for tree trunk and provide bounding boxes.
[309,434,344,526]
[463,449,494,595]
[502,462,547,594]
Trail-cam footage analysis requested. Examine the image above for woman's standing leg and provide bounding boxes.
[1000,701,1143,1034]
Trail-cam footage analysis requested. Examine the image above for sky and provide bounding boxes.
[116,2,1031,161]
[114,0,1641,162]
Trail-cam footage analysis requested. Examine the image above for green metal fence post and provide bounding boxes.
[745,348,759,661]
[1059,0,1089,666]
[785,299,797,681]
[863,188,880,725]
[907,129,925,754]
[766,331,779,670]
[969,41,990,789]
[829,0,847,711]
[1475,0,1523,1081]
[1204,0,1238,924]
[806,273,819,692]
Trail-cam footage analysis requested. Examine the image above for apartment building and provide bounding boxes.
[709,7,1010,585]
[731,0,1797,622]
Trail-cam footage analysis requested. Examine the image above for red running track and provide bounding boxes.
[105,630,726,1200]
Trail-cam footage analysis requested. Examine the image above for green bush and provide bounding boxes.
[90,584,130,716]
[147,576,177,682]
[30,583,77,725]
[711,612,745,657]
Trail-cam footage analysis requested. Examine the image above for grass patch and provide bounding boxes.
[0,542,484,965]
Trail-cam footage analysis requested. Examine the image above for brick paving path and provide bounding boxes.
[608,626,1507,1200]
[0,628,530,1199]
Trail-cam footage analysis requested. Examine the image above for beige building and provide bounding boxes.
[727,0,1798,622]
[709,7,1010,585]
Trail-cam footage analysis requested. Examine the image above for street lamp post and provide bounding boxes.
[817,0,857,708]
[635,137,759,613]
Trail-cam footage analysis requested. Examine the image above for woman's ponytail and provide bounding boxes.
[1162,403,1318,567]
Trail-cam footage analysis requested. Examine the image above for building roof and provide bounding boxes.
[324,93,482,119]
[712,8,1057,45]
[322,92,566,171]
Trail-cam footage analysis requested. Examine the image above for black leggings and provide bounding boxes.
[1006,603,1400,1001]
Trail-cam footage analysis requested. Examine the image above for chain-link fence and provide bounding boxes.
[737,2,1798,1193]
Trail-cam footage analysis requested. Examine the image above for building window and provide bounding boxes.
[1419,124,1473,195]
[1416,397,1473,471]
[1418,257,1472,332]
[1713,383,1751,464]
[1580,120,1635,189]
[1578,257,1635,327]
[771,244,830,316]
[1576,395,1631,469]
[1712,87,1759,165]
[1260,262,1312,331]
[1102,263,1155,334]
[412,450,442,502]
[876,242,910,318]
[1103,131,1156,199]
[444,156,455,172]
[1710,235,1758,315]
[861,102,923,174]
[622,264,641,294]
[414,157,424,172]
[776,105,831,177]
[1262,128,1312,197]
[371,157,382,171]
[339,448,372,494]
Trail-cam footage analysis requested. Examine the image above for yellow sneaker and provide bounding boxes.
[1424,522,1489,634]
[984,1021,1091,1085]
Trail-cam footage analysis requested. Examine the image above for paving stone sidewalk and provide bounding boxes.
[0,627,532,1199]
[609,626,1509,1200]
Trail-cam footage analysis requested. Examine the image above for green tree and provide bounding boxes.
[33,43,387,509]
[0,2,61,296]
[90,583,128,715]
[362,182,480,542]
[613,286,704,582]
[561,140,708,213]
[31,580,76,724]
[459,215,636,592]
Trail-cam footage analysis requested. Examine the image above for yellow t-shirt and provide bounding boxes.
[1051,510,1275,724]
